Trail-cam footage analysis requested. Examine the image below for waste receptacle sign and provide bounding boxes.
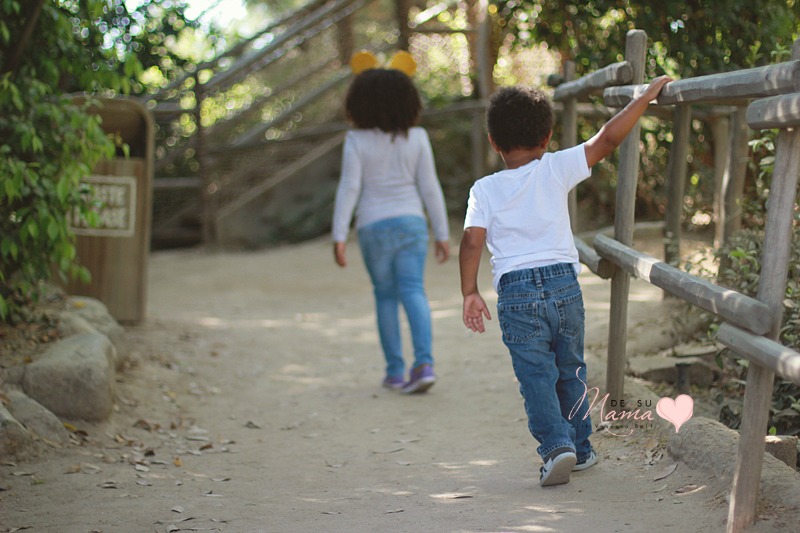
[71,175,137,238]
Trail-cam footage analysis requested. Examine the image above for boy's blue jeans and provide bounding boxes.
[358,215,433,379]
[496,263,593,463]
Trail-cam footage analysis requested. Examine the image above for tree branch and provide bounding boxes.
[2,0,46,75]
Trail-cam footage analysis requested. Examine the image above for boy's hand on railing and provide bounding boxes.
[641,75,673,102]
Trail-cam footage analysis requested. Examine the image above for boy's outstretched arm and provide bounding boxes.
[460,226,491,333]
[584,75,672,168]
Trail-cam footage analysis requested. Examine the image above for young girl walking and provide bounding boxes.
[331,51,450,394]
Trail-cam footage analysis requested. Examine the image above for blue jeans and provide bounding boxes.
[358,216,433,378]
[496,263,593,462]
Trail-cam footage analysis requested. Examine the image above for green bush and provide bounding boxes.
[713,228,800,435]
[685,126,800,436]
[0,76,117,321]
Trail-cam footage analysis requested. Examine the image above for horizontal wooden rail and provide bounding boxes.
[718,322,800,386]
[574,236,613,279]
[153,177,203,190]
[593,233,773,335]
[603,60,800,107]
[553,61,633,101]
[205,0,367,92]
[216,132,345,221]
[747,92,800,128]
[230,72,349,149]
[149,0,331,100]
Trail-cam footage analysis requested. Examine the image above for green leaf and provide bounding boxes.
[26,219,38,239]
[47,218,59,240]
[56,177,69,203]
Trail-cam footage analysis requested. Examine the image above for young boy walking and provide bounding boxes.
[459,76,671,487]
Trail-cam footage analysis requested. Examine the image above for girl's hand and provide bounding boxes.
[333,242,347,267]
[435,241,450,263]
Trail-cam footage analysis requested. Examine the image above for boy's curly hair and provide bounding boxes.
[487,86,554,152]
[345,68,421,135]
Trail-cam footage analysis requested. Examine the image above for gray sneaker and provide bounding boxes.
[539,448,577,487]
[573,450,598,472]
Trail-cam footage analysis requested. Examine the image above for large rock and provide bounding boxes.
[5,390,70,444]
[0,405,34,458]
[21,331,115,421]
[58,296,127,368]
[668,416,800,513]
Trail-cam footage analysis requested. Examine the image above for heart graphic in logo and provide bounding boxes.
[656,394,694,433]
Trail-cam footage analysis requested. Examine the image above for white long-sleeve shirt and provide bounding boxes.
[331,127,449,243]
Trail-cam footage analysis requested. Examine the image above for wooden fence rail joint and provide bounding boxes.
[603,60,800,107]
[747,92,800,129]
[717,322,800,386]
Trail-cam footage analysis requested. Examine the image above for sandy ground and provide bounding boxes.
[0,235,791,533]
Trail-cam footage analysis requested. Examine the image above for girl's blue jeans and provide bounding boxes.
[496,263,593,463]
[358,215,433,379]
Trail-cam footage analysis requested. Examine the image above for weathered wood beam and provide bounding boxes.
[205,0,366,92]
[553,61,633,102]
[727,91,800,530]
[574,237,613,279]
[594,233,773,335]
[663,104,692,267]
[606,29,647,404]
[718,323,800,386]
[604,61,800,107]
[149,0,331,100]
[230,72,349,149]
[747,92,800,129]
[216,133,345,221]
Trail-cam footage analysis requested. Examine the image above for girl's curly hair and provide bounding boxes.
[345,68,421,135]
[487,86,554,152]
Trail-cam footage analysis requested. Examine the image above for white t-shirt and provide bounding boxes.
[463,144,591,291]
[331,127,449,243]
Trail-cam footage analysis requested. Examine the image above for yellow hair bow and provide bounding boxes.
[349,50,417,77]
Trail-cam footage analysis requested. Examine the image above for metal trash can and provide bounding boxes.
[67,96,154,324]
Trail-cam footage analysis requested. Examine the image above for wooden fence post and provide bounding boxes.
[394,0,411,51]
[663,104,692,267]
[712,114,731,248]
[194,75,215,244]
[470,0,491,181]
[561,60,579,232]
[727,41,800,532]
[721,107,750,244]
[606,29,647,403]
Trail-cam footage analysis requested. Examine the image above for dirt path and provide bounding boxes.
[0,237,786,532]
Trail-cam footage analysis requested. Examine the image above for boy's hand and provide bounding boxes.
[642,75,672,102]
[333,242,347,267]
[435,241,450,263]
[463,293,491,333]
[584,74,673,168]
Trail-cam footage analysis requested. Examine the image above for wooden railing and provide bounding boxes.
[145,0,494,247]
[554,30,800,532]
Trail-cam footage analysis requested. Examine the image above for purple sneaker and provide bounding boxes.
[401,364,436,394]
[382,376,404,390]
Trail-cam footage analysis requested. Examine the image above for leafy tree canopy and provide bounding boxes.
[494,0,800,77]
